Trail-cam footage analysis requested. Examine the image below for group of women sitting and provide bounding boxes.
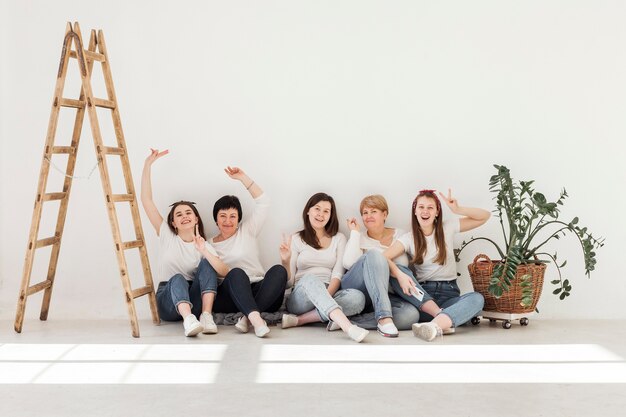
[141,149,490,343]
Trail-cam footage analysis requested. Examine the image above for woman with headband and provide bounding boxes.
[385,189,490,341]
[141,149,229,337]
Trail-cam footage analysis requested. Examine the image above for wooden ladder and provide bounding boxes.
[14,22,160,338]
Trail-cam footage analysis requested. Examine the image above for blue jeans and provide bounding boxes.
[341,251,392,321]
[156,258,218,321]
[286,274,365,322]
[390,265,484,328]
[349,294,420,330]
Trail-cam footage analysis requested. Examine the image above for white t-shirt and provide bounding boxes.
[158,221,218,282]
[398,218,460,282]
[289,233,347,286]
[343,228,409,269]
[210,193,270,283]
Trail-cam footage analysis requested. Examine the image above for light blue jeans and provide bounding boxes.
[156,258,218,321]
[341,251,392,321]
[390,265,484,328]
[286,274,366,322]
[348,294,420,330]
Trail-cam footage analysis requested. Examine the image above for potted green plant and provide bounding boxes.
[455,164,604,318]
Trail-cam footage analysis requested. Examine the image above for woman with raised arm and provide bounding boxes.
[210,167,287,338]
[341,194,420,337]
[279,193,369,343]
[141,149,229,337]
[385,189,489,341]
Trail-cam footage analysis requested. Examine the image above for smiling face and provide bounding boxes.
[171,204,198,233]
[361,206,387,232]
[414,196,439,229]
[307,200,332,230]
[216,208,239,239]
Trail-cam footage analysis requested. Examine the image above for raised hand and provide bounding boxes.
[346,217,360,232]
[224,166,247,182]
[438,188,459,213]
[279,233,292,263]
[145,148,169,166]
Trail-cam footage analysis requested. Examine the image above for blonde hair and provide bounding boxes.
[360,194,389,214]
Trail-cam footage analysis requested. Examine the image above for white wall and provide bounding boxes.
[1,1,625,323]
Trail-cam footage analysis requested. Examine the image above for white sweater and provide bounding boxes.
[342,228,409,270]
[289,233,347,287]
[210,193,270,283]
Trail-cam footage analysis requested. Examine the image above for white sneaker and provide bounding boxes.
[443,327,455,335]
[200,312,218,334]
[183,315,203,337]
[347,325,369,343]
[377,321,399,338]
[281,314,298,329]
[255,321,270,338]
[412,322,443,342]
[235,316,249,333]
[326,320,341,331]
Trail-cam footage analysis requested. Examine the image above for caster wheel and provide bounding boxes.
[489,319,496,323]
[471,317,480,325]
[520,318,529,326]
[502,320,512,329]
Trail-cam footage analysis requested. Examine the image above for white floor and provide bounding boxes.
[1,318,625,417]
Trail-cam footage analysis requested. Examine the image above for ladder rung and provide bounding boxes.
[50,146,75,154]
[110,194,134,203]
[92,98,116,109]
[27,280,53,296]
[131,286,152,299]
[59,98,85,109]
[69,49,106,62]
[35,236,60,249]
[42,192,67,202]
[121,240,143,250]
[101,146,126,156]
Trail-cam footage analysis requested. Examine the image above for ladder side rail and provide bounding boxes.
[97,30,160,324]
[76,25,142,337]
[40,29,99,320]
[15,23,75,332]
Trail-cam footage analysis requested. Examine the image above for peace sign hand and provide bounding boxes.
[279,233,292,263]
[438,188,460,213]
[346,218,360,232]
[193,225,207,253]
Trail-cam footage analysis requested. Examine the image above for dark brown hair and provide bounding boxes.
[410,191,446,266]
[167,201,206,239]
[299,192,339,249]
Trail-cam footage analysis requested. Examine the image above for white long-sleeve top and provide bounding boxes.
[289,232,347,287]
[342,228,409,270]
[210,193,270,283]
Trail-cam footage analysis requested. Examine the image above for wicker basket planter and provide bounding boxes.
[468,254,546,314]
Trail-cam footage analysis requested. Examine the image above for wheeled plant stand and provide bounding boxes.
[471,311,533,329]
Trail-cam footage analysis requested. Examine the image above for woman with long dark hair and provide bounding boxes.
[385,189,489,341]
[280,193,369,342]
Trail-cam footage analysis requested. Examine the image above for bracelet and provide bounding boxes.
[246,181,255,190]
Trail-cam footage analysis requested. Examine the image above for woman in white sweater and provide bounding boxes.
[342,194,420,337]
[210,167,288,338]
[140,149,229,337]
[280,193,369,342]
